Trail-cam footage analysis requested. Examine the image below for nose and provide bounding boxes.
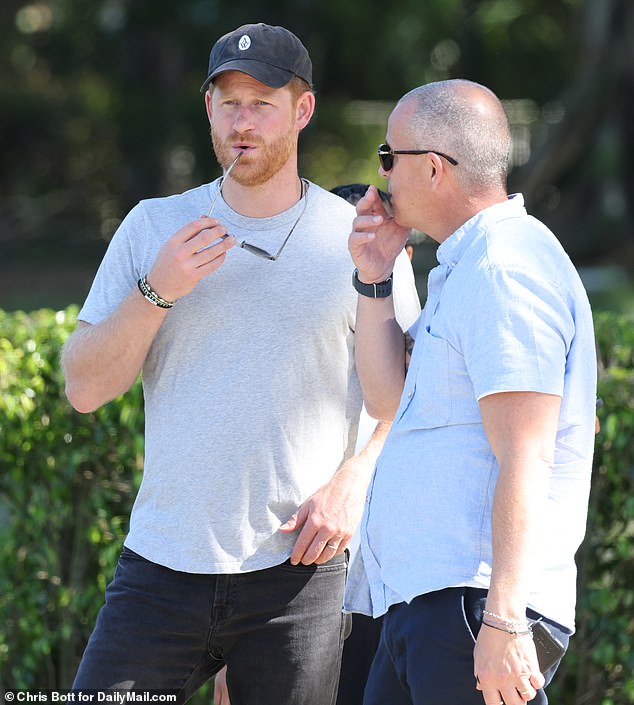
[232,105,254,133]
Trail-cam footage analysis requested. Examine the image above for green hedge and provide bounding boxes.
[1,307,633,702]
[0,307,144,690]
[549,311,634,704]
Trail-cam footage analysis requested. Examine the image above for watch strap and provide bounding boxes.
[352,269,393,298]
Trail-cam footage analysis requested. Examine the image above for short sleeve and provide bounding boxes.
[460,266,574,400]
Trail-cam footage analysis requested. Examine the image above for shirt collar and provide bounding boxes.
[436,193,526,267]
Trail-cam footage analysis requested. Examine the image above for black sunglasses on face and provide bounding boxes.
[377,143,459,171]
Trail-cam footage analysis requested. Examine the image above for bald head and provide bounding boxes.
[397,80,511,196]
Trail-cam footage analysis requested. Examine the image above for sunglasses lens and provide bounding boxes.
[378,145,393,171]
[241,242,275,260]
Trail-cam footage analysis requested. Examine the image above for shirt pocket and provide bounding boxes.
[397,325,452,428]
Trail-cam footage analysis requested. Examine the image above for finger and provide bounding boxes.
[193,224,232,254]
[517,682,537,701]
[481,687,504,705]
[500,683,523,705]
[285,507,312,565]
[305,529,346,565]
[302,536,332,565]
[280,502,308,533]
[356,185,387,217]
[188,247,232,279]
[278,513,299,532]
[313,538,343,565]
[289,522,321,565]
[348,216,384,253]
[293,527,333,566]
[348,231,376,253]
[336,536,349,553]
[478,683,506,705]
[173,217,224,245]
[353,213,385,233]
[193,237,236,270]
[313,545,338,565]
[530,670,546,690]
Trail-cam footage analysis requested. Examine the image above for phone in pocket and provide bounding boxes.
[532,620,566,672]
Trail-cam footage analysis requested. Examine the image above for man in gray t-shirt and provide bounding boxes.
[62,23,419,705]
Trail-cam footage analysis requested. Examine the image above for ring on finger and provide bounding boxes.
[326,543,338,550]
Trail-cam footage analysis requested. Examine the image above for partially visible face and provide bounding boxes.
[209,71,298,187]
[381,99,426,231]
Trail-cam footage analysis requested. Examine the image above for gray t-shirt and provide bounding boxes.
[79,179,420,574]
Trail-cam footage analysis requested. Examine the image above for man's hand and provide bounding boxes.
[474,625,545,704]
[147,216,236,303]
[348,185,410,284]
[279,454,370,565]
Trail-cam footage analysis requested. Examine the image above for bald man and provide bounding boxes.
[345,80,596,705]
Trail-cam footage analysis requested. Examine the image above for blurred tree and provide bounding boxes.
[507,0,634,268]
[0,0,632,309]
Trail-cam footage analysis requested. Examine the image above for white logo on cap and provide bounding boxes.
[238,35,251,51]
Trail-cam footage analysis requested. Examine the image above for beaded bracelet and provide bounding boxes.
[137,274,176,309]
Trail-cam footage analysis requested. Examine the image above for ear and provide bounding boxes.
[428,153,445,192]
[295,91,316,132]
[204,90,213,125]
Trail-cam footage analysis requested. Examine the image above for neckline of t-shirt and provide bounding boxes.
[207,178,311,232]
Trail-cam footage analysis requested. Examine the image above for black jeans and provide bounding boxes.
[73,547,348,705]
[363,587,570,705]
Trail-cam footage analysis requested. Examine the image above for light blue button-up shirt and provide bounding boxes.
[344,195,596,631]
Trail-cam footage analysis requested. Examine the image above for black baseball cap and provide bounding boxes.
[201,23,312,92]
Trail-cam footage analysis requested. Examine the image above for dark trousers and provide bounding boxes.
[363,587,570,705]
[336,613,384,705]
[73,547,348,705]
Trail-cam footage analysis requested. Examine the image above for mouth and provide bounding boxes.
[232,143,256,155]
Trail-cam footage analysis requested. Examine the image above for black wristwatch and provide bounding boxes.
[352,268,393,298]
